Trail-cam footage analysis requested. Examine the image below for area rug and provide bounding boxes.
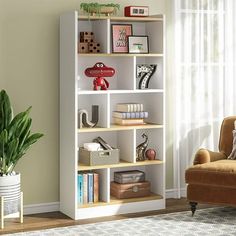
[5,207,236,236]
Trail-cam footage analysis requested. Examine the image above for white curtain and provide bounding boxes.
[174,0,236,196]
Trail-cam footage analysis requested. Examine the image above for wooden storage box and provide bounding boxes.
[111,181,150,199]
[79,147,119,166]
[78,42,89,53]
[114,170,145,184]
[88,42,101,53]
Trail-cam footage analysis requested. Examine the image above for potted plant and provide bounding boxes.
[80,2,120,16]
[0,90,43,215]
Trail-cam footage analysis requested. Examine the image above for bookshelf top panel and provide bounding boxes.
[78,15,164,22]
[78,53,164,57]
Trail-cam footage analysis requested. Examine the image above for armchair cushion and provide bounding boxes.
[193,149,226,165]
[186,159,236,187]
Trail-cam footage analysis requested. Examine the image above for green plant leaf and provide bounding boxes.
[6,138,19,165]
[8,107,31,140]
[0,90,44,175]
[0,90,13,132]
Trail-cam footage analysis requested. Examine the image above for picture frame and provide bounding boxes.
[128,36,149,54]
[111,24,133,53]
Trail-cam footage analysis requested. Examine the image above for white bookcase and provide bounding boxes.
[60,11,166,220]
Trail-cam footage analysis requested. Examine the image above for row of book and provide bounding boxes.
[113,103,148,125]
[77,172,99,205]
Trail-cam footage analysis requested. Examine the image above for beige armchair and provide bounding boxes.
[185,116,236,215]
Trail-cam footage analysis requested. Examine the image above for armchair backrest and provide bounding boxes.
[219,116,236,156]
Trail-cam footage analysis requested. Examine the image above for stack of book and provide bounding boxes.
[113,103,148,125]
[77,172,99,205]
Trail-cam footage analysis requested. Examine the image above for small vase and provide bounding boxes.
[0,173,21,215]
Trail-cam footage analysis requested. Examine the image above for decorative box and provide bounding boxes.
[88,42,101,53]
[79,147,119,166]
[114,170,145,184]
[80,31,94,43]
[124,6,149,17]
[78,42,89,53]
[111,181,150,199]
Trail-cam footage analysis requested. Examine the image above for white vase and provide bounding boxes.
[0,173,21,215]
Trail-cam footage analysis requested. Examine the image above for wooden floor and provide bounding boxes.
[0,198,213,235]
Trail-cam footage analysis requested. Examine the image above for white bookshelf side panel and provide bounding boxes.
[60,11,78,219]
[77,56,134,91]
[110,93,163,125]
[117,130,135,163]
[136,129,164,161]
[78,20,107,53]
[136,57,164,90]
[78,94,108,128]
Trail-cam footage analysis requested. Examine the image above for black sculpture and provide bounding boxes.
[136,64,157,89]
[136,133,149,161]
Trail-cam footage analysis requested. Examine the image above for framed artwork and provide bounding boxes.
[111,24,133,53]
[128,36,149,54]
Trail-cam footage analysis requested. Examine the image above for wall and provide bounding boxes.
[0,0,172,206]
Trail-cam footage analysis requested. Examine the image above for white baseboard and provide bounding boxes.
[165,188,186,199]
[24,202,60,215]
[23,188,187,215]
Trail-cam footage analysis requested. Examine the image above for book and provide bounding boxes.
[83,173,88,204]
[87,173,94,203]
[116,103,144,112]
[112,111,148,119]
[113,117,145,125]
[93,173,99,203]
[77,173,83,205]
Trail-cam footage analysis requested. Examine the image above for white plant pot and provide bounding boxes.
[0,173,21,215]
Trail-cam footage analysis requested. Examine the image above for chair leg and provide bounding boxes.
[189,202,198,216]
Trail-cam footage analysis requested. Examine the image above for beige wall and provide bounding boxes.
[0,0,173,205]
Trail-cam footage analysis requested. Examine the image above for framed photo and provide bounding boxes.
[128,36,149,54]
[111,24,133,53]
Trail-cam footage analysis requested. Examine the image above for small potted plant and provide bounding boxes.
[80,2,120,16]
[0,90,43,215]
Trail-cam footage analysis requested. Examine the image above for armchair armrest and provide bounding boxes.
[193,148,227,165]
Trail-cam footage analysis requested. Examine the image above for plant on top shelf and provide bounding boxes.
[0,90,43,176]
[80,2,120,16]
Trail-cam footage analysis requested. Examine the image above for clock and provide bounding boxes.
[124,6,149,17]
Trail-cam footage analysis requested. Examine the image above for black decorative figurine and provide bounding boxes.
[136,64,157,89]
[136,133,149,161]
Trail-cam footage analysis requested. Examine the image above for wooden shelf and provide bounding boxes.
[78,53,163,57]
[78,15,163,22]
[78,123,163,133]
[78,193,163,208]
[78,89,164,95]
[78,159,164,171]
[110,193,163,204]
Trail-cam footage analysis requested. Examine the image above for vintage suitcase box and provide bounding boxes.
[110,181,150,199]
[79,147,119,166]
[114,170,145,184]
